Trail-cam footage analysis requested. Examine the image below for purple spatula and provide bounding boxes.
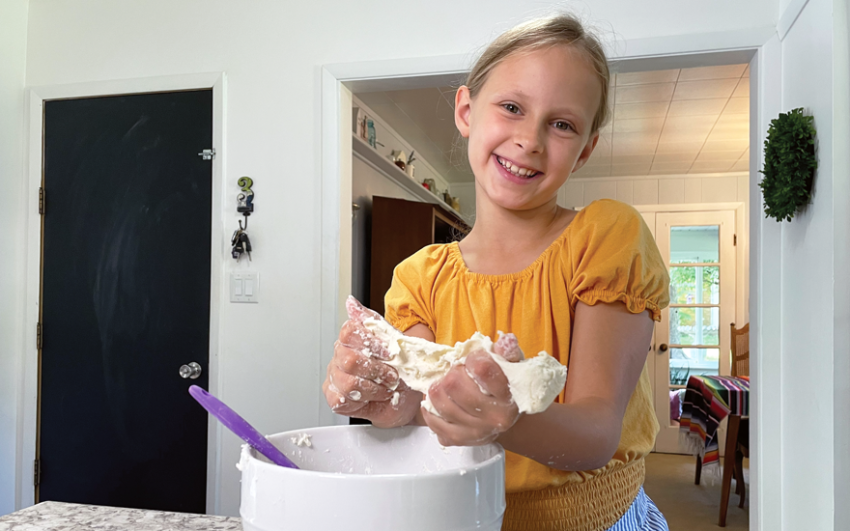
[189,385,299,469]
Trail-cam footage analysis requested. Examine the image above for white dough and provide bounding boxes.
[362,318,567,415]
[290,433,312,448]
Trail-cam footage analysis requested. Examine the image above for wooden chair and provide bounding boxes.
[719,322,750,526]
[731,322,750,378]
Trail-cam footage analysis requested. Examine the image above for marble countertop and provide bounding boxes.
[0,501,242,530]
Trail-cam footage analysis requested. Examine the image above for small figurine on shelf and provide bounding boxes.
[423,178,436,191]
[366,119,377,148]
[391,150,407,171]
[406,151,416,179]
[353,107,366,138]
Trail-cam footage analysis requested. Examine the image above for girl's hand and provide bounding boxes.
[422,334,524,446]
[322,301,423,428]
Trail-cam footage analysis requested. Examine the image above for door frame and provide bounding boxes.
[322,30,779,530]
[19,73,227,514]
[642,206,742,454]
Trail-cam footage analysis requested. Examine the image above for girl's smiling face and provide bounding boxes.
[455,45,602,212]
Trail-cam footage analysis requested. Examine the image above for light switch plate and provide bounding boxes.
[230,272,259,303]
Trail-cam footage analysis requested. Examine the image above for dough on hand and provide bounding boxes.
[346,296,567,415]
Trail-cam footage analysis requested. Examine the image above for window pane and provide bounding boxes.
[669,266,719,304]
[669,306,720,346]
[669,348,720,386]
[670,225,719,264]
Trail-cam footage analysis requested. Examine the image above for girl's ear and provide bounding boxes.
[571,132,600,173]
[454,86,472,138]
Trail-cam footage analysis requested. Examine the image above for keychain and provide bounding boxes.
[233,177,255,261]
[231,228,252,261]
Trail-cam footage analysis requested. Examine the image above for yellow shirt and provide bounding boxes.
[384,199,670,531]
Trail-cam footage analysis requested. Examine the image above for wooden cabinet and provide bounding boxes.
[369,196,470,316]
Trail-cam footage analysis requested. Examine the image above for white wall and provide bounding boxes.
[751,0,849,529]
[778,1,835,527]
[560,172,749,207]
[832,2,850,526]
[8,0,780,517]
[0,0,28,517]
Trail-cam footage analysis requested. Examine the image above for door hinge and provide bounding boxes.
[198,148,216,161]
[33,459,40,487]
[733,234,737,246]
[37,322,42,350]
[39,187,44,215]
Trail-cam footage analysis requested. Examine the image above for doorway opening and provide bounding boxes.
[325,49,755,530]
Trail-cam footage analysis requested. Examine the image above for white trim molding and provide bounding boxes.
[321,28,785,531]
[777,0,811,40]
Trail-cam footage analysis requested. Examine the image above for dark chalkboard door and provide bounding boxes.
[38,90,213,513]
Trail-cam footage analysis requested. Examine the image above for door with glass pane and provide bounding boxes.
[654,211,736,453]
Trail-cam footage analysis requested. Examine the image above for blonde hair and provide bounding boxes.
[466,14,610,133]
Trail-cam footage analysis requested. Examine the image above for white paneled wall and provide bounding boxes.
[559,172,748,207]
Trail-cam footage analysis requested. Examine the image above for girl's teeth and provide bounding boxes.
[499,156,536,177]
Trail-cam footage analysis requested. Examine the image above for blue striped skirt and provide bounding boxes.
[607,487,668,531]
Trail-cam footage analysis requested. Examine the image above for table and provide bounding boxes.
[0,501,241,530]
[679,374,750,527]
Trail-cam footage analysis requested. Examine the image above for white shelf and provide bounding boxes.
[352,133,471,226]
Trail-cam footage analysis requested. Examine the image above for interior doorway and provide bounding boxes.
[38,90,213,512]
[20,73,226,513]
[323,46,756,531]
[652,210,737,455]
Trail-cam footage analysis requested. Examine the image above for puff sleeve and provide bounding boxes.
[568,200,670,321]
[383,246,439,334]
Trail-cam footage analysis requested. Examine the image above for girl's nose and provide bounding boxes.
[514,124,544,154]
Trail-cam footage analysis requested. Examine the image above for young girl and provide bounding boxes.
[324,14,670,531]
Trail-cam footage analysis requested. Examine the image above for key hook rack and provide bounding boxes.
[232,176,255,262]
[237,176,254,228]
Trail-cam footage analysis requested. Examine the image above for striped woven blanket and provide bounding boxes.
[679,375,749,477]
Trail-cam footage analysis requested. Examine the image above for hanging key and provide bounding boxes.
[239,232,252,261]
[231,229,245,260]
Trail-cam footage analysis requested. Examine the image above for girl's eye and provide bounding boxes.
[554,121,573,132]
[502,103,520,114]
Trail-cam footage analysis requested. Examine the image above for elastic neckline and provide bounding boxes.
[448,207,589,283]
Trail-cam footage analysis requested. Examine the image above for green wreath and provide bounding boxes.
[758,108,817,222]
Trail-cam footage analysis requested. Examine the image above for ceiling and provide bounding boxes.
[355,63,749,184]
[580,64,749,177]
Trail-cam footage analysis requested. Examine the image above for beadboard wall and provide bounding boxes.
[558,172,749,208]
[440,172,749,224]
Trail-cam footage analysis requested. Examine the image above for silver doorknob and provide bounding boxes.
[179,362,202,379]
[658,344,669,353]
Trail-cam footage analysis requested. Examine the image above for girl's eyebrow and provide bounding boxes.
[492,89,528,101]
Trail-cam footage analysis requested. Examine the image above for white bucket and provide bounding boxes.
[239,425,505,531]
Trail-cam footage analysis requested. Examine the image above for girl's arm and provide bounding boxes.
[496,300,654,471]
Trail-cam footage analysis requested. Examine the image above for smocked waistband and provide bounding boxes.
[502,459,645,531]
